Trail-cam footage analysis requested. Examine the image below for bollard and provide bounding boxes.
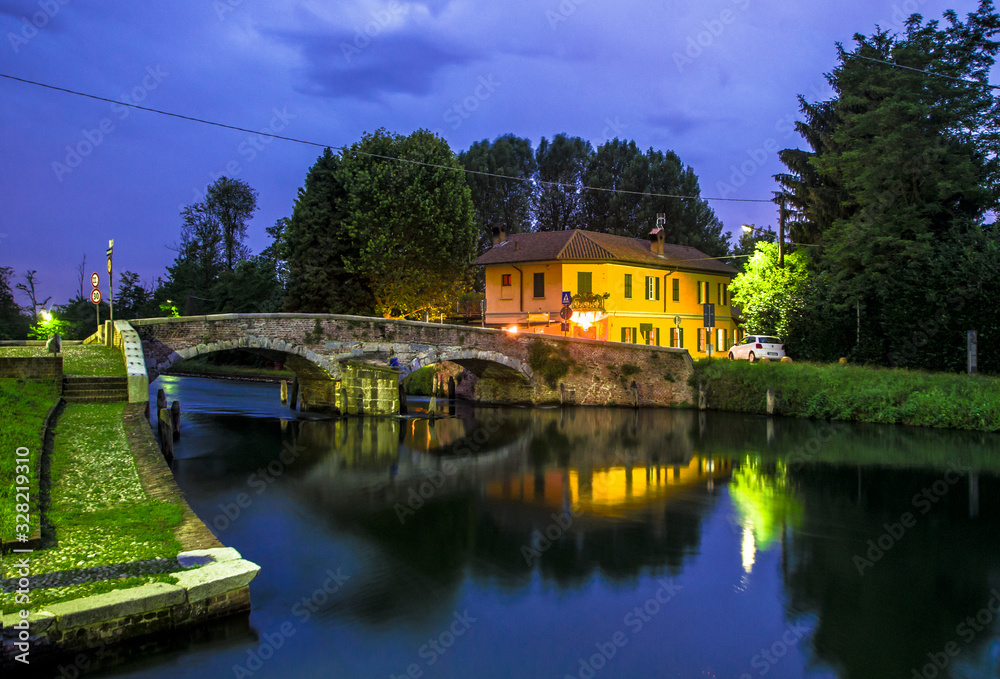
[398,382,408,415]
[280,380,288,405]
[170,400,181,441]
[447,376,456,400]
[157,388,167,413]
[428,394,437,419]
[766,387,775,415]
[289,377,299,411]
[158,408,174,463]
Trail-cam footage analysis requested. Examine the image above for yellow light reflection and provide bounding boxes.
[505,325,519,334]
[741,524,756,573]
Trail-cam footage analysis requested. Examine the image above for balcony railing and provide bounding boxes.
[572,292,609,312]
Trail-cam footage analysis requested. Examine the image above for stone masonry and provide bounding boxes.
[128,314,695,413]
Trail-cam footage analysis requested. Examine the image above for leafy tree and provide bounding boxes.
[116,271,159,320]
[729,224,777,272]
[283,148,373,314]
[774,1,1000,369]
[730,242,810,343]
[212,257,284,313]
[458,134,536,255]
[0,267,29,339]
[582,139,648,237]
[337,129,477,318]
[181,176,258,273]
[534,134,593,231]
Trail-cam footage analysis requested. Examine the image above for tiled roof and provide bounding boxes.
[473,230,737,275]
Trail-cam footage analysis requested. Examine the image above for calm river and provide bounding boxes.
[94,375,1000,679]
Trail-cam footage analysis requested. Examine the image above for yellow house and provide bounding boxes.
[473,227,739,358]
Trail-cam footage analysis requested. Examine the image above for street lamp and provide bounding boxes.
[741,217,785,269]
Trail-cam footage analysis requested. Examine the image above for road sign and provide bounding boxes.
[560,322,569,333]
[561,291,572,306]
[91,272,100,288]
[559,305,572,321]
[703,303,715,328]
[90,288,102,304]
[106,257,112,274]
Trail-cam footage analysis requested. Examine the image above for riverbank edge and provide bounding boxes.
[691,359,1000,432]
[0,397,260,668]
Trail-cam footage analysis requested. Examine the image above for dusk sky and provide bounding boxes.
[1,0,991,307]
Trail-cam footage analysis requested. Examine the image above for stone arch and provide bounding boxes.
[400,348,533,384]
[147,334,338,383]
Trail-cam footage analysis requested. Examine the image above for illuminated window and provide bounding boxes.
[501,274,512,286]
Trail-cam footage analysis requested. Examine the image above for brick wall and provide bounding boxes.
[0,357,62,382]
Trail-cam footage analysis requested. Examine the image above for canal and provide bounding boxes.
[97,375,1000,679]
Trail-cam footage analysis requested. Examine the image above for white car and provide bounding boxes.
[729,335,786,362]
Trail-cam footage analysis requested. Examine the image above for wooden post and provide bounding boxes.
[766,387,775,415]
[280,380,288,405]
[289,377,299,411]
[158,408,174,463]
[156,388,167,413]
[447,376,456,400]
[398,382,408,415]
[698,382,706,410]
[170,400,181,441]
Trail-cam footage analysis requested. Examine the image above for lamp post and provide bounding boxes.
[741,219,785,268]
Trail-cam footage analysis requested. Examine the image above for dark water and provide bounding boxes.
[94,375,1000,679]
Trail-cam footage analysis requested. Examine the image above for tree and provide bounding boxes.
[15,270,50,324]
[774,1,1000,369]
[283,148,373,314]
[534,134,593,231]
[0,267,29,339]
[458,134,536,255]
[181,176,258,273]
[729,224,777,272]
[338,129,477,318]
[582,139,648,237]
[730,242,810,343]
[116,271,158,320]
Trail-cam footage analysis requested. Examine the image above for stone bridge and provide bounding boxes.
[128,314,694,414]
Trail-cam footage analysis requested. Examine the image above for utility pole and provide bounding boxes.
[778,198,786,269]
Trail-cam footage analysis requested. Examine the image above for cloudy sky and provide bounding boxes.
[0,0,989,306]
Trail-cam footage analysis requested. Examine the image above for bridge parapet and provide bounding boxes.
[129,314,695,413]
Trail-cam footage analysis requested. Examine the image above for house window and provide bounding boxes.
[672,278,679,302]
[718,282,729,306]
[578,271,592,295]
[717,328,728,350]
[698,328,707,352]
[645,276,654,300]
[671,327,684,348]
[624,274,632,299]
[533,272,545,298]
[621,327,634,343]
[501,274,511,286]
[640,323,653,345]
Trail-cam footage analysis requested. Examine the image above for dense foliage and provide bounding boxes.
[766,0,1000,371]
[284,130,477,318]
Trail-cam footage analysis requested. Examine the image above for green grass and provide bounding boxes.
[0,379,58,543]
[0,344,126,376]
[693,359,1000,431]
[0,402,183,610]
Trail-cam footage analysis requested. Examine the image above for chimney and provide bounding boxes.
[491,224,508,246]
[649,215,666,255]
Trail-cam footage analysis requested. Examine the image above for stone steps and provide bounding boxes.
[62,376,129,403]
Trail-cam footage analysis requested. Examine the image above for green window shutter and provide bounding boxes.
[655,277,660,301]
[533,272,545,298]
[697,281,703,304]
[624,274,632,299]
[621,327,627,342]
[679,328,684,348]
[578,271,592,295]
[672,278,679,302]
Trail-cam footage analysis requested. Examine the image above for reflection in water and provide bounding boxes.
[123,377,1000,679]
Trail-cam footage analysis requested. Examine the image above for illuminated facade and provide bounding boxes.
[474,227,740,357]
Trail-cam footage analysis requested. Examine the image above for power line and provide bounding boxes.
[854,54,999,89]
[0,71,774,204]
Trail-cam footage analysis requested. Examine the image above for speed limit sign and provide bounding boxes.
[91,272,100,288]
[90,288,102,304]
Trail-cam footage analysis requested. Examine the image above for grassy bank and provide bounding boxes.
[0,344,126,376]
[0,403,183,609]
[163,354,294,381]
[693,359,1000,431]
[0,379,58,543]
